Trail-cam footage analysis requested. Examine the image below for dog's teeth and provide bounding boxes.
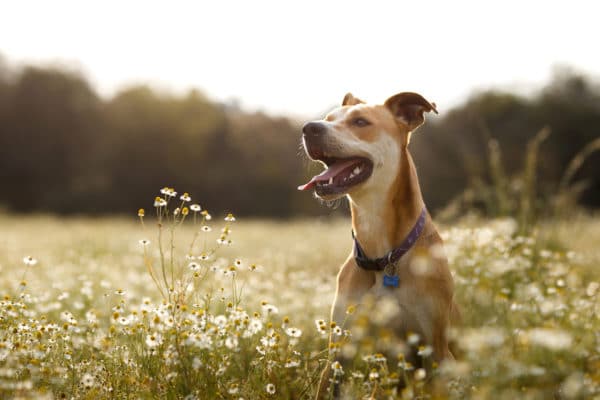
[353,167,361,175]
[349,173,355,179]
[328,178,333,185]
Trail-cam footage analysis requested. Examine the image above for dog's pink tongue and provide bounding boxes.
[297,159,358,191]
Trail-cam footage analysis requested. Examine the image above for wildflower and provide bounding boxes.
[214,315,227,328]
[540,249,552,258]
[248,318,263,334]
[81,373,95,389]
[217,236,228,245]
[369,369,379,381]
[260,334,278,348]
[225,213,236,222]
[363,354,384,363]
[351,371,365,379]
[333,326,343,336]
[459,328,505,352]
[23,256,38,266]
[199,253,209,261]
[145,333,163,348]
[189,262,200,271]
[201,225,211,232]
[526,328,572,350]
[261,303,279,315]
[398,360,414,371]
[225,336,239,349]
[114,289,126,296]
[165,188,177,197]
[154,197,167,207]
[165,372,178,381]
[586,281,599,297]
[223,266,237,277]
[137,208,145,217]
[201,210,212,220]
[228,384,240,395]
[415,368,427,380]
[346,305,356,315]
[285,358,301,368]
[407,332,420,346]
[174,207,180,216]
[180,192,191,202]
[182,207,189,216]
[192,357,202,370]
[190,204,201,212]
[331,361,344,377]
[234,259,243,267]
[315,319,328,335]
[139,239,151,247]
[160,187,170,195]
[265,383,276,395]
[285,327,302,338]
[417,345,433,357]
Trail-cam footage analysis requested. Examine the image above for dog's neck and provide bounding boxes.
[348,146,425,259]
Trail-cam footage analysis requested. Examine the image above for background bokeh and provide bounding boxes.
[0,60,598,217]
[0,1,599,218]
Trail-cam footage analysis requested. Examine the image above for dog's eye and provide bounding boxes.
[352,117,371,127]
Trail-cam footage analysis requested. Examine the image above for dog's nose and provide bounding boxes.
[302,122,326,137]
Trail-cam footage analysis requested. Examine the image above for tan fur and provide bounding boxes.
[306,92,457,399]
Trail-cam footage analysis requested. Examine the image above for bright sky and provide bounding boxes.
[1,1,598,119]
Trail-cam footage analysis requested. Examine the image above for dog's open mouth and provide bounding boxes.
[298,156,373,195]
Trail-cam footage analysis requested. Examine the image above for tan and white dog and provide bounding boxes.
[298,92,458,398]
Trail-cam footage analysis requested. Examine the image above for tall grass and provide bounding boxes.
[554,136,600,214]
[442,126,599,234]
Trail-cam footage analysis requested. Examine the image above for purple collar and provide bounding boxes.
[352,207,427,272]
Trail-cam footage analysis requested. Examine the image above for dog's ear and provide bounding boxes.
[384,92,438,131]
[342,93,365,106]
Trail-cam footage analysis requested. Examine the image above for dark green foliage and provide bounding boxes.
[0,64,327,217]
[0,61,598,216]
[414,68,600,215]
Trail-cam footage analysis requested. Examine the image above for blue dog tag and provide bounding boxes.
[383,274,399,288]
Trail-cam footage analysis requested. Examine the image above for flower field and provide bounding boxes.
[0,196,599,399]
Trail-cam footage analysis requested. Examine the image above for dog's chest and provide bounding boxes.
[365,253,425,310]
[367,255,414,302]
[370,270,409,299]
[361,271,420,335]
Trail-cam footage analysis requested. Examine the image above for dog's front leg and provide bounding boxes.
[315,261,374,399]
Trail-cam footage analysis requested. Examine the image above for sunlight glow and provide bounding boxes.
[1,0,598,117]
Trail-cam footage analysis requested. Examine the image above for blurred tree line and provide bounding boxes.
[0,57,598,217]
[0,58,322,216]
[415,68,600,219]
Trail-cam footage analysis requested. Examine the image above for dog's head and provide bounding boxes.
[298,92,437,201]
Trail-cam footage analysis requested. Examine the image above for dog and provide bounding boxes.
[298,92,458,398]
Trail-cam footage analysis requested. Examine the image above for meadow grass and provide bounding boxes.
[0,196,599,399]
